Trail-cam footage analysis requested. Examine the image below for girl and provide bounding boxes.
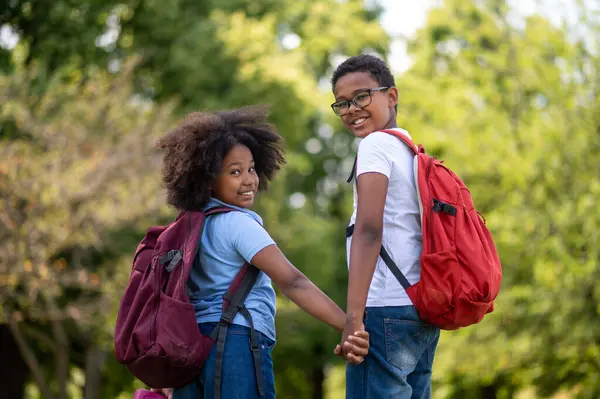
[155,105,369,399]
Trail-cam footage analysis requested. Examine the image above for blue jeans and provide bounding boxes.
[346,306,440,399]
[173,323,276,399]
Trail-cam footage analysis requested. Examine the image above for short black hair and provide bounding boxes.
[331,54,396,90]
[156,105,285,212]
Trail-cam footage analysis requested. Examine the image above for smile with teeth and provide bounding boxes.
[352,117,367,125]
[240,191,254,197]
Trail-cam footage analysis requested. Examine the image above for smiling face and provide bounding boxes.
[212,144,259,208]
[333,71,398,138]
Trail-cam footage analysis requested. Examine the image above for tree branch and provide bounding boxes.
[7,317,55,399]
[83,345,106,399]
[46,295,70,399]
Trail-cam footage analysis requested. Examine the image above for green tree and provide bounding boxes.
[0,0,119,71]
[0,59,176,399]
[397,0,600,397]
[1,1,392,397]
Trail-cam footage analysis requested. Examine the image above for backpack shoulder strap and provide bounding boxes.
[201,204,264,398]
[347,154,358,184]
[211,263,263,398]
[347,129,420,184]
[205,205,237,217]
[380,129,419,154]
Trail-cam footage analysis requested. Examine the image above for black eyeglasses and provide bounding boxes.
[331,86,392,116]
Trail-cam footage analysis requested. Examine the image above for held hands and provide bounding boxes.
[334,322,369,365]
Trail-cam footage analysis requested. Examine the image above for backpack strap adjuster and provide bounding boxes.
[159,250,183,272]
[432,199,457,216]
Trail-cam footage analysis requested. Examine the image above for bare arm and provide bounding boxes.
[251,245,346,332]
[346,172,388,327]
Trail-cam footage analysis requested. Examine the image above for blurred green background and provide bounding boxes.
[1,0,599,398]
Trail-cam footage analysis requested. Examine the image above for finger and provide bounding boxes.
[336,344,349,357]
[346,353,364,365]
[346,345,368,357]
[353,330,369,339]
[348,335,369,349]
[343,341,368,357]
[333,344,342,356]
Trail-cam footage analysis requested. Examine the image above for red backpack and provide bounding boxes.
[347,129,502,330]
[114,206,264,399]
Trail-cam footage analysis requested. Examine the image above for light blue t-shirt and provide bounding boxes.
[188,198,277,341]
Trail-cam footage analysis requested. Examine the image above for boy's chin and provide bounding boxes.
[346,120,377,138]
[348,126,372,138]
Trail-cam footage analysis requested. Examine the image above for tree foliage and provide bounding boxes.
[397,0,600,397]
[1,0,599,398]
[0,58,176,399]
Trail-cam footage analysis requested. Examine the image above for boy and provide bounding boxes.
[331,54,440,398]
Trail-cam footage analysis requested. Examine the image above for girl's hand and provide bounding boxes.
[334,329,369,365]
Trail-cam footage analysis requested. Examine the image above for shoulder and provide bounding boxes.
[361,131,394,148]
[360,129,414,156]
[206,210,271,252]
[213,210,275,257]
[210,210,264,231]
[363,129,411,145]
[358,131,398,158]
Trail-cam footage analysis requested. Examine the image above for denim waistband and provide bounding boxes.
[364,305,421,323]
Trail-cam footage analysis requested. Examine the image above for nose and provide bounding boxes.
[242,172,256,187]
[347,101,361,114]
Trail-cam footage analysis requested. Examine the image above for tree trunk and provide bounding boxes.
[0,324,29,399]
[83,346,106,399]
[311,364,324,399]
[481,384,498,399]
[311,342,325,399]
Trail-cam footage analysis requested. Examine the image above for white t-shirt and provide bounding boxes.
[346,128,422,307]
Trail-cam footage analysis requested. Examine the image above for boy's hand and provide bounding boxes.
[334,329,369,365]
[339,318,364,360]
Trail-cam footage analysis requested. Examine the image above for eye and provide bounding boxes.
[355,93,369,102]
[230,169,241,176]
[249,166,256,173]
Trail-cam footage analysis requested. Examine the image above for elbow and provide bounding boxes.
[279,270,307,296]
[356,222,383,246]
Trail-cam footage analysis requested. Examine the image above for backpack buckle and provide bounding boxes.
[219,303,243,326]
[432,199,457,216]
[160,249,183,272]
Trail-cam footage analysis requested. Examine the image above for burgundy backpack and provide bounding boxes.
[347,129,502,330]
[114,206,264,399]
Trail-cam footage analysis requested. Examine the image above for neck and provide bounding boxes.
[385,116,398,129]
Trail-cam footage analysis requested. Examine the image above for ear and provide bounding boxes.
[388,87,399,108]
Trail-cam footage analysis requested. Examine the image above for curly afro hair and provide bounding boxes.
[156,104,285,212]
[331,54,396,90]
